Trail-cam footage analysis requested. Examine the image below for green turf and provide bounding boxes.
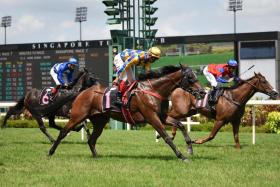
[149,52,234,86]
[1,128,279,187]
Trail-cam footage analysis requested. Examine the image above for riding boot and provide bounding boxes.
[114,91,123,107]
[50,85,60,100]
[209,86,219,106]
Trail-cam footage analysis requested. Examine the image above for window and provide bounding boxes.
[240,41,276,59]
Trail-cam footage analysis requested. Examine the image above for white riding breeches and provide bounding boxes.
[203,66,218,87]
[113,54,135,83]
[50,67,61,85]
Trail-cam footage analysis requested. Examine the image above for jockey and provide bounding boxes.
[112,47,161,106]
[203,59,239,104]
[113,47,161,92]
[49,57,79,96]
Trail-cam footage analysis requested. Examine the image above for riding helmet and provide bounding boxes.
[68,57,78,66]
[148,47,161,59]
[227,59,238,67]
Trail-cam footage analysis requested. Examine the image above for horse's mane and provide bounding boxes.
[223,75,256,90]
[137,65,181,81]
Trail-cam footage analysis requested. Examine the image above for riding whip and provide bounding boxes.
[239,65,255,76]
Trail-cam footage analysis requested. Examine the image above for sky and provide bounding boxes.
[0,0,279,44]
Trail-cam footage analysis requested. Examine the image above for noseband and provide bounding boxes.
[180,67,205,98]
[244,77,278,98]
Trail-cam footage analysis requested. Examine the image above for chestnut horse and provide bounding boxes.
[167,72,278,150]
[1,69,98,142]
[48,65,203,161]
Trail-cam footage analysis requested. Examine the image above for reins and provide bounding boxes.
[136,80,165,100]
[221,77,262,106]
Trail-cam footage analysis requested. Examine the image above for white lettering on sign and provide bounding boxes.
[31,41,94,50]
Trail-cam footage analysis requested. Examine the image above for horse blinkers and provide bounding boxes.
[180,67,198,89]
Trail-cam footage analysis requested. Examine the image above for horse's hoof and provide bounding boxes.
[182,158,191,163]
[187,148,193,155]
[48,149,55,156]
[235,145,241,149]
[193,140,200,144]
[92,154,98,158]
[47,153,52,158]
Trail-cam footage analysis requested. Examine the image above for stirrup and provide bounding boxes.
[114,100,123,107]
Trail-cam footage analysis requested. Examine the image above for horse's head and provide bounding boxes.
[81,72,98,90]
[249,72,279,99]
[70,69,98,91]
[180,64,205,96]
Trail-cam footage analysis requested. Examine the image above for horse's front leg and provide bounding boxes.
[87,116,109,158]
[48,110,88,156]
[166,116,193,155]
[48,115,63,130]
[194,120,225,144]
[82,121,91,141]
[34,116,55,143]
[144,111,188,162]
[232,119,241,149]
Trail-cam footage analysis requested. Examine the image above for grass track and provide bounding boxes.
[0,128,280,187]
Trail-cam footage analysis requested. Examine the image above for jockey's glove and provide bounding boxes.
[228,78,234,82]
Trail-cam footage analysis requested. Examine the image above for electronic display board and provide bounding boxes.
[0,40,109,101]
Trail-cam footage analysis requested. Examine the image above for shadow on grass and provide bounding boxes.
[51,151,218,162]
[7,140,87,145]
[194,143,250,148]
[100,153,176,161]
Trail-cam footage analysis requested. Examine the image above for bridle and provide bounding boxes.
[179,66,205,99]
[136,66,203,101]
[243,76,278,98]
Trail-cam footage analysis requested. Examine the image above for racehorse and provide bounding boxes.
[48,65,203,161]
[166,72,278,150]
[1,69,98,143]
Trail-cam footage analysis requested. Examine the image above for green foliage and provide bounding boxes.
[1,118,38,128]
[265,112,280,134]
[0,118,63,128]
[242,105,280,126]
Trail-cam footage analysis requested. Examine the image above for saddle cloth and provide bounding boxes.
[102,81,138,125]
[39,87,55,105]
[102,87,121,113]
[196,93,209,109]
[195,88,224,114]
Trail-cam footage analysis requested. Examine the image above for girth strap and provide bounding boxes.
[139,89,164,101]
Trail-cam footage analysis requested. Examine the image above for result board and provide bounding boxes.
[0,40,109,101]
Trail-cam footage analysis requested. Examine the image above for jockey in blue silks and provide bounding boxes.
[50,57,79,96]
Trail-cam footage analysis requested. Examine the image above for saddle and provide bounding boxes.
[196,88,224,112]
[39,87,71,106]
[102,81,138,125]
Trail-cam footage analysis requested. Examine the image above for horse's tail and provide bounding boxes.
[1,97,25,129]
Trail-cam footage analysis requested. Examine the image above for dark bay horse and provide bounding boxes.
[48,65,203,161]
[167,72,278,149]
[1,69,98,143]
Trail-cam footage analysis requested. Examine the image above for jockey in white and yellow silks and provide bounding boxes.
[113,47,161,93]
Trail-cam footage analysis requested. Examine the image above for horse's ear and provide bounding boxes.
[179,63,183,69]
[254,72,257,76]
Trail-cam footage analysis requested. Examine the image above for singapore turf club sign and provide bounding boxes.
[31,40,110,50]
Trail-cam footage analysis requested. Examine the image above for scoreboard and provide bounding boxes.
[0,40,109,101]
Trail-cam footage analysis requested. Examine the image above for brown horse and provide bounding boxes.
[166,72,278,149]
[1,69,98,142]
[48,65,203,161]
